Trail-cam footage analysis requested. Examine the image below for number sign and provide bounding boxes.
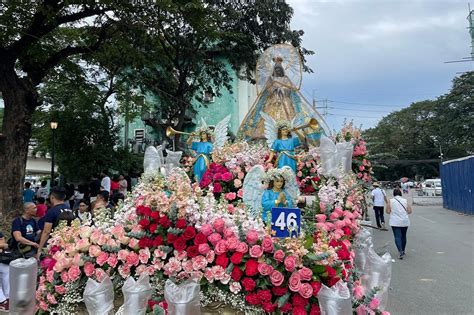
[271,207,301,238]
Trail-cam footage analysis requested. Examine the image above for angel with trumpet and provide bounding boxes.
[166,115,231,184]
[262,112,319,173]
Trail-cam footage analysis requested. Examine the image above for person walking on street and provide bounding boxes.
[386,188,412,259]
[23,182,35,203]
[100,170,111,193]
[371,182,388,229]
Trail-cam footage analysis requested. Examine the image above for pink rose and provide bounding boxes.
[200,224,213,236]
[208,232,222,246]
[223,228,235,239]
[237,172,245,179]
[55,285,66,295]
[298,267,313,281]
[270,270,284,286]
[273,249,285,262]
[284,256,297,272]
[315,214,326,223]
[257,263,274,276]
[222,172,233,182]
[60,271,68,283]
[88,245,101,258]
[249,245,263,258]
[369,297,380,310]
[214,240,228,255]
[226,237,239,251]
[84,262,95,277]
[298,283,313,299]
[246,230,259,245]
[107,254,118,268]
[261,236,274,253]
[47,293,58,305]
[96,252,109,267]
[356,305,367,315]
[233,179,242,188]
[139,248,151,264]
[198,243,211,255]
[353,285,365,300]
[237,189,243,198]
[225,192,236,201]
[68,265,81,282]
[213,218,226,233]
[227,204,235,213]
[288,272,302,292]
[236,242,248,253]
[76,238,90,252]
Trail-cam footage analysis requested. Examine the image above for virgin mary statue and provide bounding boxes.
[238,44,329,145]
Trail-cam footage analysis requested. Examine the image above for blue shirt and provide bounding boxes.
[44,203,71,229]
[23,189,35,202]
[11,217,38,247]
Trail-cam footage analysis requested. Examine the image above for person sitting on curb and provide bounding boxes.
[11,202,39,257]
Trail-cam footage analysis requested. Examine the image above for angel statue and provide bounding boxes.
[261,112,306,173]
[185,115,231,184]
[243,166,299,222]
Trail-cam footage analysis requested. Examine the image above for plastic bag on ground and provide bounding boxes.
[164,279,201,315]
[361,247,392,311]
[317,280,352,315]
[83,276,114,315]
[121,274,152,315]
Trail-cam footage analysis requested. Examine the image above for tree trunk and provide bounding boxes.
[0,66,38,216]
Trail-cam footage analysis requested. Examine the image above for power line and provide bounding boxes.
[327,99,406,108]
[327,113,382,119]
[328,106,392,113]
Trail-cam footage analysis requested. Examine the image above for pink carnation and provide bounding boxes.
[96,252,109,267]
[208,233,222,246]
[353,285,365,300]
[200,224,213,236]
[225,192,237,201]
[55,285,66,295]
[369,297,380,310]
[67,265,81,282]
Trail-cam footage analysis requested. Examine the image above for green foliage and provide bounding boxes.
[363,71,474,180]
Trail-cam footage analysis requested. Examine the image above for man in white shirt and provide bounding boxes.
[371,182,388,229]
[100,170,111,193]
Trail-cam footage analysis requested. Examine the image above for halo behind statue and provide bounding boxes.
[256,43,303,94]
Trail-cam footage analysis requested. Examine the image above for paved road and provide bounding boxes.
[368,194,474,315]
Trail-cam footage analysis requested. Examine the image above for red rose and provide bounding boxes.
[138,218,150,228]
[153,236,163,247]
[213,182,222,193]
[310,304,321,315]
[183,226,196,241]
[325,266,337,278]
[272,286,288,297]
[244,259,259,276]
[292,293,309,307]
[194,233,208,245]
[173,236,187,252]
[215,254,229,268]
[167,233,178,243]
[148,223,158,233]
[245,293,260,305]
[159,216,171,228]
[280,303,292,312]
[262,302,276,313]
[257,290,272,303]
[137,206,151,216]
[230,252,244,265]
[327,276,340,287]
[293,305,307,315]
[150,211,160,220]
[175,219,187,229]
[186,245,199,258]
[311,281,322,296]
[231,267,243,281]
[241,277,256,291]
[138,237,152,249]
[343,227,352,236]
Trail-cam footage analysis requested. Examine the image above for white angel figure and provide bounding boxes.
[261,112,305,173]
[243,165,300,222]
[319,135,354,178]
[187,115,231,183]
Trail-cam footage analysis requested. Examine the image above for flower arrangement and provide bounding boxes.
[296,147,322,195]
[36,151,388,315]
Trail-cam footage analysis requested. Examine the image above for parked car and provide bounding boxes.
[421,179,442,196]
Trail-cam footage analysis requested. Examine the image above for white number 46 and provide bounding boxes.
[275,212,298,231]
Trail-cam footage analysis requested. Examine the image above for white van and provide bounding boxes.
[422,179,442,196]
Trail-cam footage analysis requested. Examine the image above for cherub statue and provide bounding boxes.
[186,115,231,183]
[262,112,305,173]
[243,165,299,222]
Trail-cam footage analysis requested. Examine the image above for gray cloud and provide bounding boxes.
[286,0,473,130]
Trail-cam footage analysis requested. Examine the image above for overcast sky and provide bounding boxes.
[286,0,473,131]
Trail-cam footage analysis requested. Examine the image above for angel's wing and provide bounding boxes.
[242,165,266,218]
[200,117,208,130]
[260,112,277,148]
[281,166,300,203]
[144,146,163,173]
[291,113,306,138]
[213,115,231,149]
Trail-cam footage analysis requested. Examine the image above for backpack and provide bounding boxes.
[55,207,76,227]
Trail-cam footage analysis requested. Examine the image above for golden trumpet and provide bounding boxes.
[165,126,195,137]
[291,118,319,132]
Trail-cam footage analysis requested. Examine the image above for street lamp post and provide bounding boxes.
[50,121,58,188]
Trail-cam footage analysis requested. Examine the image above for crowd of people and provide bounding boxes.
[0,171,135,311]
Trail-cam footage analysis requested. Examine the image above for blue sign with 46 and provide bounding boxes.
[271,207,301,238]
